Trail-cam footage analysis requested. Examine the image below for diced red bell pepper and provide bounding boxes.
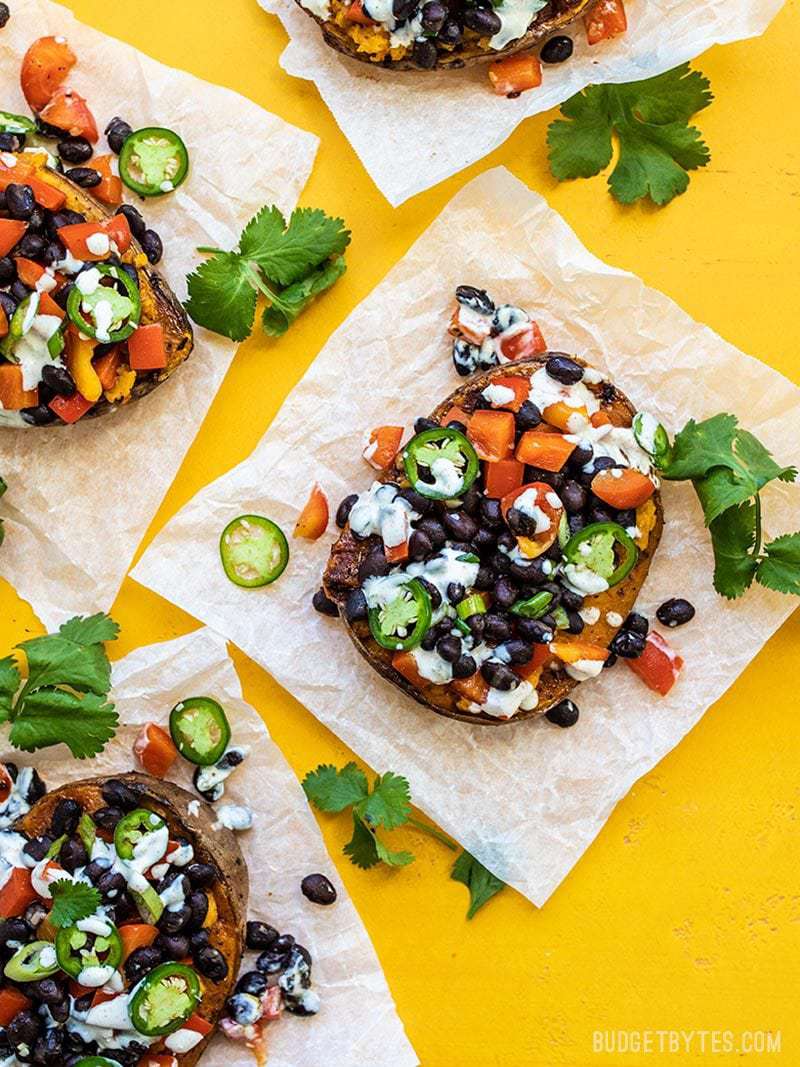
[439,405,470,427]
[0,303,7,340]
[57,222,111,261]
[467,409,516,462]
[515,431,576,472]
[0,868,39,918]
[48,390,94,424]
[93,347,121,391]
[542,401,588,433]
[14,257,45,289]
[626,631,683,696]
[40,87,98,142]
[294,483,329,540]
[392,651,427,689]
[133,723,178,778]
[591,468,655,509]
[363,425,403,470]
[484,376,530,412]
[484,457,525,499]
[20,36,77,112]
[0,765,11,805]
[0,162,66,211]
[38,291,65,320]
[128,323,167,371]
[0,986,32,1026]
[91,155,123,207]
[104,211,131,252]
[90,988,120,1008]
[345,0,375,23]
[488,53,542,97]
[496,321,547,361]
[119,923,159,962]
[184,1014,215,1037]
[585,0,628,45]
[384,540,410,564]
[451,672,489,705]
[0,219,27,258]
[138,1057,178,1067]
[0,365,38,411]
[549,639,609,665]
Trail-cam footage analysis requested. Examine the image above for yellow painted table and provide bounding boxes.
[2,1,799,1063]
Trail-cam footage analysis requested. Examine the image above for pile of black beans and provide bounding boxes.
[225,920,316,1024]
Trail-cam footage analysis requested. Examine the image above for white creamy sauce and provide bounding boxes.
[513,487,551,532]
[390,13,423,46]
[76,267,102,295]
[565,421,653,475]
[91,298,114,342]
[195,746,249,796]
[565,658,606,682]
[299,0,331,15]
[215,803,254,831]
[77,916,113,937]
[56,250,86,276]
[85,232,111,256]
[563,563,610,596]
[77,964,116,988]
[165,1028,204,1053]
[582,367,605,385]
[0,831,30,887]
[410,646,453,685]
[406,547,480,619]
[482,383,516,407]
[528,367,599,420]
[633,411,659,453]
[167,842,194,867]
[490,0,548,48]
[579,606,601,626]
[188,799,201,817]
[0,767,34,830]
[15,313,63,390]
[428,456,463,497]
[130,821,169,872]
[159,874,187,912]
[606,611,624,627]
[470,678,538,719]
[349,482,417,549]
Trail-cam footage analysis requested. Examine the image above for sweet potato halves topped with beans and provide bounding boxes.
[319,285,666,726]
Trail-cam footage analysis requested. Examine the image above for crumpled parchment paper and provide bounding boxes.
[132,167,800,906]
[2,626,418,1067]
[259,0,785,206]
[0,0,318,630]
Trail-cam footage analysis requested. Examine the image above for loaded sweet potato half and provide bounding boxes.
[0,151,192,428]
[0,770,244,1066]
[323,285,667,726]
[294,0,599,70]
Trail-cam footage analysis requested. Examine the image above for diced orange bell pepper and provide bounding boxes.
[515,431,575,471]
[449,304,492,346]
[591,468,655,509]
[48,391,94,424]
[363,425,403,470]
[13,257,44,289]
[0,162,66,212]
[92,155,123,207]
[451,672,489,705]
[392,651,427,689]
[440,405,470,427]
[0,304,7,339]
[590,410,612,428]
[542,401,588,433]
[119,923,159,962]
[128,323,167,371]
[549,639,609,665]
[38,291,64,320]
[585,0,628,45]
[626,631,683,696]
[484,457,525,499]
[496,321,547,361]
[488,53,542,97]
[90,988,120,1008]
[94,347,121,391]
[385,540,409,564]
[40,87,98,142]
[0,868,39,918]
[0,219,27,258]
[345,0,375,23]
[467,409,516,462]
[485,376,530,412]
[133,722,178,778]
[0,365,38,410]
[0,987,32,1026]
[20,36,77,111]
[294,483,329,540]
[0,765,11,805]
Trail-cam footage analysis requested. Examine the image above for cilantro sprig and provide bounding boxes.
[185,205,350,341]
[0,614,119,758]
[49,879,102,927]
[547,64,713,206]
[656,414,799,599]
[303,762,507,919]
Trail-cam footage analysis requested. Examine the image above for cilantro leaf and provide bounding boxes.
[359,772,411,831]
[756,533,800,596]
[548,64,712,206]
[49,879,102,927]
[343,813,381,869]
[21,635,112,697]
[708,502,758,599]
[0,656,20,723]
[238,204,287,263]
[58,614,120,646]
[245,207,350,287]
[303,762,369,812]
[185,252,257,342]
[262,256,346,338]
[9,689,118,759]
[451,850,506,920]
[374,832,414,868]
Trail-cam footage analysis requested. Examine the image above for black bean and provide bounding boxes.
[23,901,48,929]
[20,403,57,426]
[301,872,338,905]
[182,862,214,888]
[141,229,163,265]
[436,635,462,663]
[8,1010,40,1047]
[545,354,584,385]
[30,978,63,1006]
[51,798,81,836]
[27,206,46,233]
[603,652,618,670]
[236,969,268,997]
[274,933,296,954]
[97,870,127,901]
[481,659,518,691]
[413,417,439,435]
[41,240,64,267]
[17,233,46,260]
[487,551,510,577]
[0,917,33,945]
[419,0,446,31]
[472,528,495,553]
[503,639,532,664]
[6,183,35,219]
[615,508,636,529]
[407,529,431,561]
[450,653,475,679]
[496,529,516,551]
[0,132,22,153]
[483,613,511,644]
[10,282,31,304]
[0,256,16,286]
[516,400,542,432]
[474,564,494,591]
[0,7,10,31]
[125,945,162,984]
[455,285,493,314]
[83,859,110,885]
[155,933,190,961]
[94,805,123,831]
[343,589,368,624]
[414,577,442,610]
[546,699,580,728]
[22,835,53,863]
[624,612,649,636]
[463,6,501,33]
[588,506,614,525]
[335,493,358,528]
[246,921,279,950]
[157,904,191,935]
[516,618,554,644]
[39,364,74,398]
[561,480,586,514]
[478,497,502,528]
[312,589,338,617]
[569,443,593,471]
[463,616,483,644]
[446,582,465,604]
[194,943,228,981]
[610,630,646,659]
[560,588,584,612]
[256,948,288,976]
[115,203,147,242]
[186,890,209,931]
[412,38,438,69]
[656,598,695,628]
[64,166,101,188]
[437,18,462,45]
[59,837,88,872]
[446,419,467,434]
[493,576,518,610]
[33,1027,64,1062]
[416,517,446,548]
[357,549,389,583]
[102,778,140,810]
[591,456,617,474]
[565,610,584,635]
[57,137,93,164]
[105,117,133,155]
[541,34,573,63]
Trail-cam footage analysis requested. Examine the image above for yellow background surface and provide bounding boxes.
[2,1,800,1063]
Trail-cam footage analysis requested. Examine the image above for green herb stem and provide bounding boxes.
[406,815,457,851]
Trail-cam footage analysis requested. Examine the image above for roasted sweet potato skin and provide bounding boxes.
[323,354,664,726]
[295,0,594,71]
[17,772,247,1067]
